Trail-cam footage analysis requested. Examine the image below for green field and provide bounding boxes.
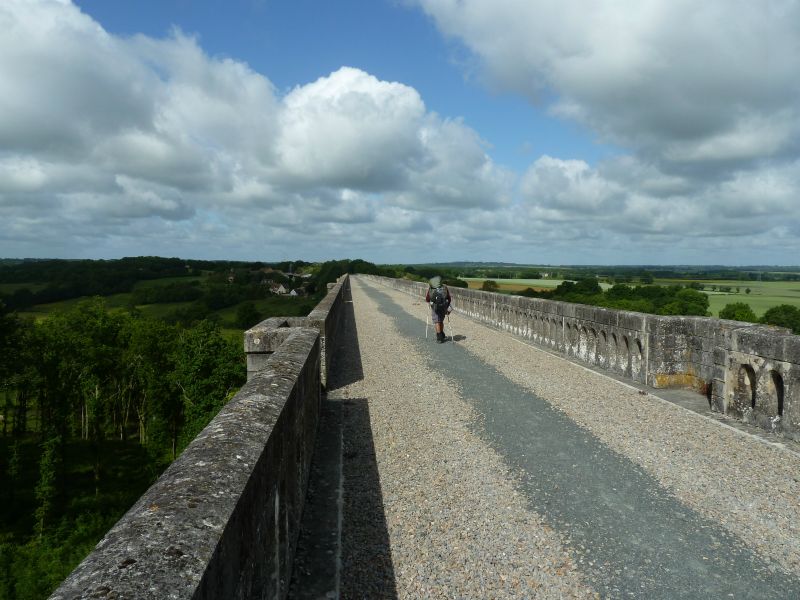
[655,279,800,317]
[462,277,800,318]
[15,290,317,334]
[17,293,136,320]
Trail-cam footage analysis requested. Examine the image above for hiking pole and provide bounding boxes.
[448,313,454,342]
[425,309,429,339]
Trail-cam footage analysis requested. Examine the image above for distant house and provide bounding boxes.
[288,289,298,297]
[270,284,287,295]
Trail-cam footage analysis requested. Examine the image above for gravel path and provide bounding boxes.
[293,277,800,598]
[331,279,596,599]
[373,278,800,580]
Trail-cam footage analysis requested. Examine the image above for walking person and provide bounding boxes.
[426,276,452,343]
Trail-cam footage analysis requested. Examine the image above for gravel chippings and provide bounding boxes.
[376,278,800,579]
[341,279,597,599]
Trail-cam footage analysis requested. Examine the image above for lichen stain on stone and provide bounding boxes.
[651,372,704,391]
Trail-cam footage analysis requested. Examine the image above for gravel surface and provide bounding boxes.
[336,279,597,598]
[371,277,800,580]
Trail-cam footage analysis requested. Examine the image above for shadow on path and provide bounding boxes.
[289,290,397,599]
[340,398,397,599]
[327,286,364,391]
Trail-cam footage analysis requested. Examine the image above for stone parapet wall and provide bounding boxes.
[245,275,350,387]
[51,328,321,600]
[51,275,351,599]
[364,275,800,440]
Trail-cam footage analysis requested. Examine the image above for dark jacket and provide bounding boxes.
[425,285,451,313]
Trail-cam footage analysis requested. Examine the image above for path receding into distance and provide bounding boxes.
[289,276,800,599]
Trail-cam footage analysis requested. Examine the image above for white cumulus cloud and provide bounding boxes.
[0,0,511,260]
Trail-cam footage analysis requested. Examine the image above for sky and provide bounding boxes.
[1,0,799,265]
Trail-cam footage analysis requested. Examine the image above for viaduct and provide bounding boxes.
[50,274,800,598]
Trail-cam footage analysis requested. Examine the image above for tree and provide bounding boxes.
[0,302,33,436]
[762,304,800,334]
[719,302,758,323]
[481,280,499,292]
[121,317,178,449]
[520,270,542,279]
[745,287,751,294]
[171,320,246,456]
[235,302,261,329]
[5,440,20,502]
[659,288,709,316]
[34,435,62,537]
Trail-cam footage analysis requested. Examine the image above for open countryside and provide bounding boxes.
[3,0,800,597]
[658,279,800,317]
[464,277,800,317]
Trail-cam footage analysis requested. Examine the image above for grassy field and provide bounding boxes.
[462,277,800,318]
[655,279,800,317]
[17,293,136,320]
[15,289,319,337]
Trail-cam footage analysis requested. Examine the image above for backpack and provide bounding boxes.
[431,285,448,310]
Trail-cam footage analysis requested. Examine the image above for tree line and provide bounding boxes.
[0,299,245,598]
[507,278,712,316]
[482,278,800,333]
[0,256,379,598]
[0,256,315,311]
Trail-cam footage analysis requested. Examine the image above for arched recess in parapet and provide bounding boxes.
[570,324,580,356]
[756,370,785,421]
[579,326,588,361]
[587,328,597,364]
[597,331,608,367]
[609,333,618,370]
[631,339,643,380]
[730,364,757,419]
[772,371,785,416]
[620,335,632,376]
[572,324,581,355]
